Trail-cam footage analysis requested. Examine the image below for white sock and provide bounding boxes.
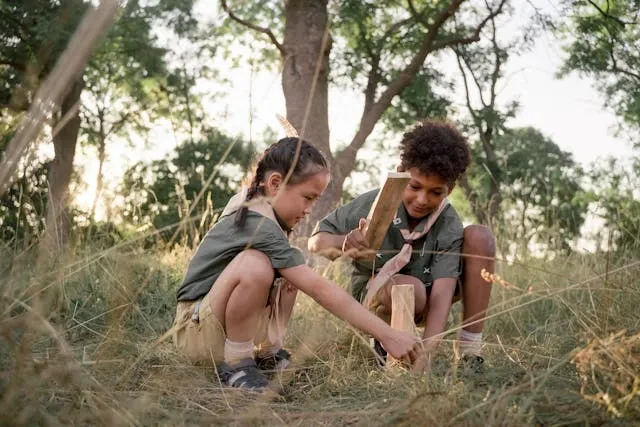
[224,339,254,365]
[458,329,483,357]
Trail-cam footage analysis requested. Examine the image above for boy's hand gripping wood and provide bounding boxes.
[388,284,418,368]
[362,172,411,260]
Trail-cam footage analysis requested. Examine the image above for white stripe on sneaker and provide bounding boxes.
[227,371,247,386]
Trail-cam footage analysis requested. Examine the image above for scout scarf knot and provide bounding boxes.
[362,198,450,309]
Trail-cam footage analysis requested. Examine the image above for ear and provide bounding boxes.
[447,182,456,196]
[264,171,284,196]
[396,164,405,172]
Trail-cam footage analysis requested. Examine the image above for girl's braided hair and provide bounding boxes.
[235,137,329,228]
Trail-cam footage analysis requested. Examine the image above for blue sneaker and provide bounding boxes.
[218,358,270,390]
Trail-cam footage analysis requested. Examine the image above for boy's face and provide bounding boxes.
[401,167,453,219]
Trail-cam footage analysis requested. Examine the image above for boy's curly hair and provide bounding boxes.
[399,119,471,184]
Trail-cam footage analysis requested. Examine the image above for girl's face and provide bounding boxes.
[268,171,330,229]
[401,167,452,219]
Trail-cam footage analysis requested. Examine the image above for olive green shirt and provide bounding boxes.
[177,211,305,301]
[313,189,464,301]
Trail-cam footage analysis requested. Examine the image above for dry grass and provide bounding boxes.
[1,241,639,426]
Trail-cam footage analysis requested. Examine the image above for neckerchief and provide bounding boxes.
[362,198,450,309]
[220,188,290,234]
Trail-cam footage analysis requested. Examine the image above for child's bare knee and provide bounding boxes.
[463,225,496,257]
[237,249,275,287]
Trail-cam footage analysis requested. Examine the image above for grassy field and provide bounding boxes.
[1,239,638,426]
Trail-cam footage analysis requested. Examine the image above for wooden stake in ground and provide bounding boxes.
[363,172,410,258]
[388,284,417,367]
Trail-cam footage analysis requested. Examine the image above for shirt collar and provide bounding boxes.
[272,206,293,234]
[394,202,449,233]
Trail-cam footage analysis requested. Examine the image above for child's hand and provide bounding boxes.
[380,330,421,364]
[342,218,371,259]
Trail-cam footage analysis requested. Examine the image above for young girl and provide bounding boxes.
[308,120,496,374]
[173,137,420,390]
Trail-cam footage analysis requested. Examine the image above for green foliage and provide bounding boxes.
[470,127,589,252]
[81,0,204,219]
[120,129,256,243]
[560,0,640,135]
[588,157,640,254]
[0,0,86,111]
[81,2,171,144]
[0,161,49,247]
[0,119,46,247]
[218,0,498,131]
[448,186,475,223]
[213,0,284,68]
[1,0,201,242]
[332,0,460,128]
[381,68,451,132]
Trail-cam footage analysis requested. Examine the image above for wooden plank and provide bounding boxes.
[388,284,417,367]
[364,172,410,257]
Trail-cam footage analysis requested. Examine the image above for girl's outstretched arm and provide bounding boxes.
[280,264,419,362]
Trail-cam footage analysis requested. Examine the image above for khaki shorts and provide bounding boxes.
[173,291,271,366]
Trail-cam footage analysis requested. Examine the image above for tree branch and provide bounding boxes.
[457,48,488,108]
[377,18,413,51]
[407,0,422,23]
[220,0,285,56]
[363,55,381,114]
[487,9,501,110]
[362,18,413,114]
[586,0,636,26]
[431,0,507,51]
[454,48,480,124]
[337,0,467,175]
[607,43,640,81]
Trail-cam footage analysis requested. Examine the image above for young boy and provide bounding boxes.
[308,120,496,372]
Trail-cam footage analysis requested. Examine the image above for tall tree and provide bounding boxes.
[219,0,508,233]
[81,3,167,218]
[559,0,640,135]
[588,157,640,255]
[1,0,87,251]
[446,6,588,252]
[0,0,196,250]
[452,7,513,228]
[493,127,588,254]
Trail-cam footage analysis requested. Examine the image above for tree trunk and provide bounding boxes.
[41,79,83,253]
[282,0,334,236]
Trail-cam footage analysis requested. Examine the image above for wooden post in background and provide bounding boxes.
[388,284,417,367]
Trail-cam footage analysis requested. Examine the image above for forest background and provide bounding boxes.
[0,0,638,425]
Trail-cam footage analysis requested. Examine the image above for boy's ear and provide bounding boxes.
[265,171,284,196]
[447,182,456,195]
